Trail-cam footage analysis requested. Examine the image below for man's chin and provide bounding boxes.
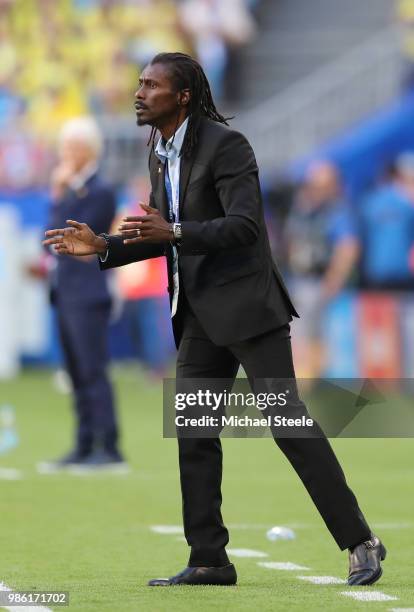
[136,115,150,127]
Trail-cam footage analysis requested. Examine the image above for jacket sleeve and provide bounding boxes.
[179,130,260,252]
[99,234,165,270]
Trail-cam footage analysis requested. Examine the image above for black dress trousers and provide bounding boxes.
[57,302,118,455]
[175,294,371,568]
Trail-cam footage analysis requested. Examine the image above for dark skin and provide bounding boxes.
[43,63,191,256]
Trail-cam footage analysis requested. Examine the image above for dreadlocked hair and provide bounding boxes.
[147,52,233,157]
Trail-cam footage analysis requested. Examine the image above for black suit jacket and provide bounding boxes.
[48,173,116,307]
[100,117,298,346]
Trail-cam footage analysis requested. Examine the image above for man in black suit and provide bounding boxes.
[44,53,386,586]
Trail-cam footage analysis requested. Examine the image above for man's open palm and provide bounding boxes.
[43,220,104,256]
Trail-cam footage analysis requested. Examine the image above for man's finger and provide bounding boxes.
[122,231,153,243]
[123,237,142,244]
[118,229,140,237]
[140,203,159,214]
[43,237,63,246]
[45,227,75,237]
[122,215,143,222]
[45,228,66,237]
[54,245,70,254]
[66,219,84,229]
[119,218,153,229]
[118,221,143,231]
[122,216,149,224]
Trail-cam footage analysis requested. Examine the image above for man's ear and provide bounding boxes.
[178,89,191,107]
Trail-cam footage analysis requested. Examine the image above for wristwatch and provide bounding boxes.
[99,232,110,252]
[173,223,182,244]
[98,232,110,262]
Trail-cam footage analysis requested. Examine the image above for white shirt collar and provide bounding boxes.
[155,116,189,163]
[68,160,99,191]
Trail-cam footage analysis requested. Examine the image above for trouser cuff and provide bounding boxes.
[189,548,230,567]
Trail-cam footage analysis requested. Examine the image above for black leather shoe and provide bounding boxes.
[348,535,386,586]
[148,564,237,586]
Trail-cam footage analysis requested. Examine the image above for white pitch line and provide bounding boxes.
[0,469,23,481]
[228,548,268,558]
[0,583,52,612]
[390,608,414,611]
[372,522,413,530]
[258,561,310,571]
[67,464,131,476]
[297,575,346,585]
[341,591,398,602]
[150,523,308,533]
[36,463,131,476]
[150,525,183,534]
[227,523,310,530]
[225,521,412,531]
[227,523,273,530]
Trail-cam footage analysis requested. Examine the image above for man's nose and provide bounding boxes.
[135,87,144,99]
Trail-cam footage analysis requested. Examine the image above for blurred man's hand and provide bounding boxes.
[50,163,77,199]
[43,220,106,256]
[26,262,48,279]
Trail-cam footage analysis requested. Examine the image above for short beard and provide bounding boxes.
[136,116,149,127]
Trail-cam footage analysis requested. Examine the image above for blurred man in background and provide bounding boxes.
[360,153,414,290]
[284,161,360,377]
[40,116,126,471]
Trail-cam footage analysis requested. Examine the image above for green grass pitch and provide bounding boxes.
[0,367,413,611]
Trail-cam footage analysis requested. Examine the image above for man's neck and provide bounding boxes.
[158,112,188,141]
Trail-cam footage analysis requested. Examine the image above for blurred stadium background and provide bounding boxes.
[1,0,414,379]
[1,1,414,610]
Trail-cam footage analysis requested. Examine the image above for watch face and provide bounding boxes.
[174,224,182,239]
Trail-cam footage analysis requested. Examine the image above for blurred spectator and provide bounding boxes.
[123,0,191,68]
[1,0,258,182]
[178,0,256,100]
[37,116,126,470]
[3,0,190,130]
[113,175,175,376]
[0,124,51,191]
[284,161,360,377]
[1,0,255,186]
[0,15,19,127]
[397,0,414,91]
[359,152,414,290]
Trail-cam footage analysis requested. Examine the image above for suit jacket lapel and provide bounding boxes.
[179,154,195,219]
[151,154,169,220]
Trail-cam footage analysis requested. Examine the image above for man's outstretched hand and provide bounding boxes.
[43,220,107,256]
[118,203,173,244]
